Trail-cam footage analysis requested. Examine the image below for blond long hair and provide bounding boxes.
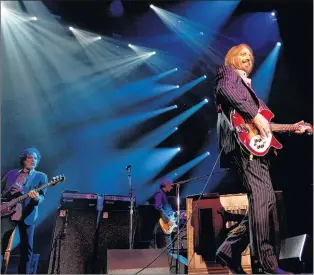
[224,43,254,74]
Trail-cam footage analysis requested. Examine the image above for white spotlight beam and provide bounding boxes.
[150,4,226,64]
[150,6,207,52]
[70,28,103,48]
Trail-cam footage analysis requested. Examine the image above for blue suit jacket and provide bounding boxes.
[1,169,48,225]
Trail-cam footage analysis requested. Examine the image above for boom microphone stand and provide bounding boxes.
[126,164,134,249]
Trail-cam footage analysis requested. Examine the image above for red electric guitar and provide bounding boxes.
[230,109,313,157]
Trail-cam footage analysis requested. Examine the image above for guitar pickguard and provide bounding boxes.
[248,134,272,154]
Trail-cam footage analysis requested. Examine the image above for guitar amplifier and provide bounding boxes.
[60,192,101,209]
[103,195,135,211]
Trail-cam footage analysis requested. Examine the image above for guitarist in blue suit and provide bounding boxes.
[150,178,174,253]
[1,147,48,274]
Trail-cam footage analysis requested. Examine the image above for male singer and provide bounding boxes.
[213,43,306,274]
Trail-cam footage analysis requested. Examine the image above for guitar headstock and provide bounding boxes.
[50,175,66,186]
[304,123,313,135]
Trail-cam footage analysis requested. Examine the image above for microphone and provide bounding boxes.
[126,164,131,170]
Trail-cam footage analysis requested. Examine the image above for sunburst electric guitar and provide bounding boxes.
[230,109,313,157]
[1,175,66,217]
[159,212,186,235]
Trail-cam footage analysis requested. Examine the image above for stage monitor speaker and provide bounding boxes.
[103,249,170,274]
[279,234,312,273]
[48,208,100,274]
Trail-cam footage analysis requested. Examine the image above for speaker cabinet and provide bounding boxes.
[97,210,136,250]
[93,210,138,273]
[104,249,170,274]
[48,208,100,274]
[135,205,159,243]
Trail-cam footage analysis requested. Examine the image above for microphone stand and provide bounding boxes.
[126,165,134,249]
[173,169,230,186]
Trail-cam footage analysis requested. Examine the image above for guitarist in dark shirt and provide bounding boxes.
[150,179,174,253]
[1,147,47,274]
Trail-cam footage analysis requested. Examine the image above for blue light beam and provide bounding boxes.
[161,151,210,181]
[132,99,207,148]
[252,43,282,102]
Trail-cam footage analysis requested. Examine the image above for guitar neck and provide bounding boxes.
[270,123,298,133]
[11,181,52,205]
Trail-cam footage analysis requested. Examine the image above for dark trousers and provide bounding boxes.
[217,152,278,272]
[1,217,35,274]
[150,221,173,253]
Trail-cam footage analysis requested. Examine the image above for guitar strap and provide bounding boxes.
[217,104,235,132]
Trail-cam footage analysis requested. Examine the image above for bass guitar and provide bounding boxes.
[1,175,66,217]
[230,109,313,157]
